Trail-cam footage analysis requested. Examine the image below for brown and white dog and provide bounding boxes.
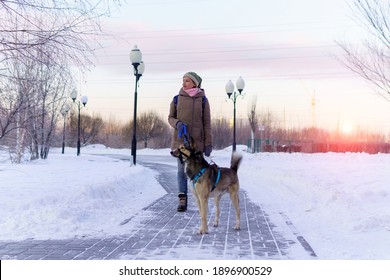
[171,140,242,234]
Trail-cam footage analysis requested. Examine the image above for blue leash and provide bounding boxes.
[178,124,188,144]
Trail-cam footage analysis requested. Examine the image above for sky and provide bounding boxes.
[1,145,389,260]
[78,0,390,135]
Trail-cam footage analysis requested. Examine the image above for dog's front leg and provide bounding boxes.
[198,196,209,234]
[192,190,201,215]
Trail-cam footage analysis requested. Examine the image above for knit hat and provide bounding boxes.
[183,72,202,88]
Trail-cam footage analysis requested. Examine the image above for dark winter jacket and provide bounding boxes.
[168,88,212,151]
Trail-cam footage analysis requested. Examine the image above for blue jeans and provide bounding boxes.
[177,158,187,194]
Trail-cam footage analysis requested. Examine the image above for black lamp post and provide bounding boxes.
[129,45,145,166]
[60,104,70,154]
[225,76,245,152]
[71,90,88,156]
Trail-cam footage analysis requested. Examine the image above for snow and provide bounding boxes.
[0,145,389,259]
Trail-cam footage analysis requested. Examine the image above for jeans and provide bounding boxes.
[177,158,187,194]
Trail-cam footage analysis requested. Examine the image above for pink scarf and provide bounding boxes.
[184,88,200,97]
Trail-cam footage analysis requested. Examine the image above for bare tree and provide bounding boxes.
[151,128,172,149]
[68,112,104,148]
[338,0,390,100]
[0,0,122,70]
[0,75,32,162]
[247,96,259,152]
[258,109,280,140]
[82,113,104,147]
[0,45,74,161]
[136,112,168,148]
[0,78,29,143]
[37,62,72,159]
[211,118,232,149]
[96,116,128,148]
[0,56,37,162]
[0,0,123,161]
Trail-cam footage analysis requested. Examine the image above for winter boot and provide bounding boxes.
[177,193,187,212]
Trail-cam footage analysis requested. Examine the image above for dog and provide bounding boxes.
[171,140,242,235]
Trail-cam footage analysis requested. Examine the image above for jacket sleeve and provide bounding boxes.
[168,99,179,129]
[203,98,212,147]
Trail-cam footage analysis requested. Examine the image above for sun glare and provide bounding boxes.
[341,122,354,134]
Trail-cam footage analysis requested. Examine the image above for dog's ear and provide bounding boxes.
[194,150,202,157]
[184,135,195,149]
[184,140,191,149]
[190,136,196,149]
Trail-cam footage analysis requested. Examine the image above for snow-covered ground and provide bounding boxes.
[0,145,389,259]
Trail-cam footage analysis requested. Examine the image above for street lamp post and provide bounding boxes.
[225,76,245,152]
[60,104,70,154]
[71,90,88,156]
[129,45,145,166]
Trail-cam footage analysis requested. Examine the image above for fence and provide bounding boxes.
[247,139,390,154]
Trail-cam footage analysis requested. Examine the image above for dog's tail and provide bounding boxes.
[230,152,243,172]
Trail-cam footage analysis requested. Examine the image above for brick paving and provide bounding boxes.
[0,154,316,260]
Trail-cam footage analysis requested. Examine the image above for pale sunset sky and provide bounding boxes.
[79,0,390,136]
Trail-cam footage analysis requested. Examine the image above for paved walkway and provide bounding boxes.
[0,155,316,260]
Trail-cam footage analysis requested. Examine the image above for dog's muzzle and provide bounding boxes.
[171,148,190,164]
[170,149,183,163]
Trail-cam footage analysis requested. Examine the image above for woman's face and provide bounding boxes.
[182,77,196,90]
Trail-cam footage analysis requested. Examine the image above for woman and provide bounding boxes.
[168,72,212,212]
